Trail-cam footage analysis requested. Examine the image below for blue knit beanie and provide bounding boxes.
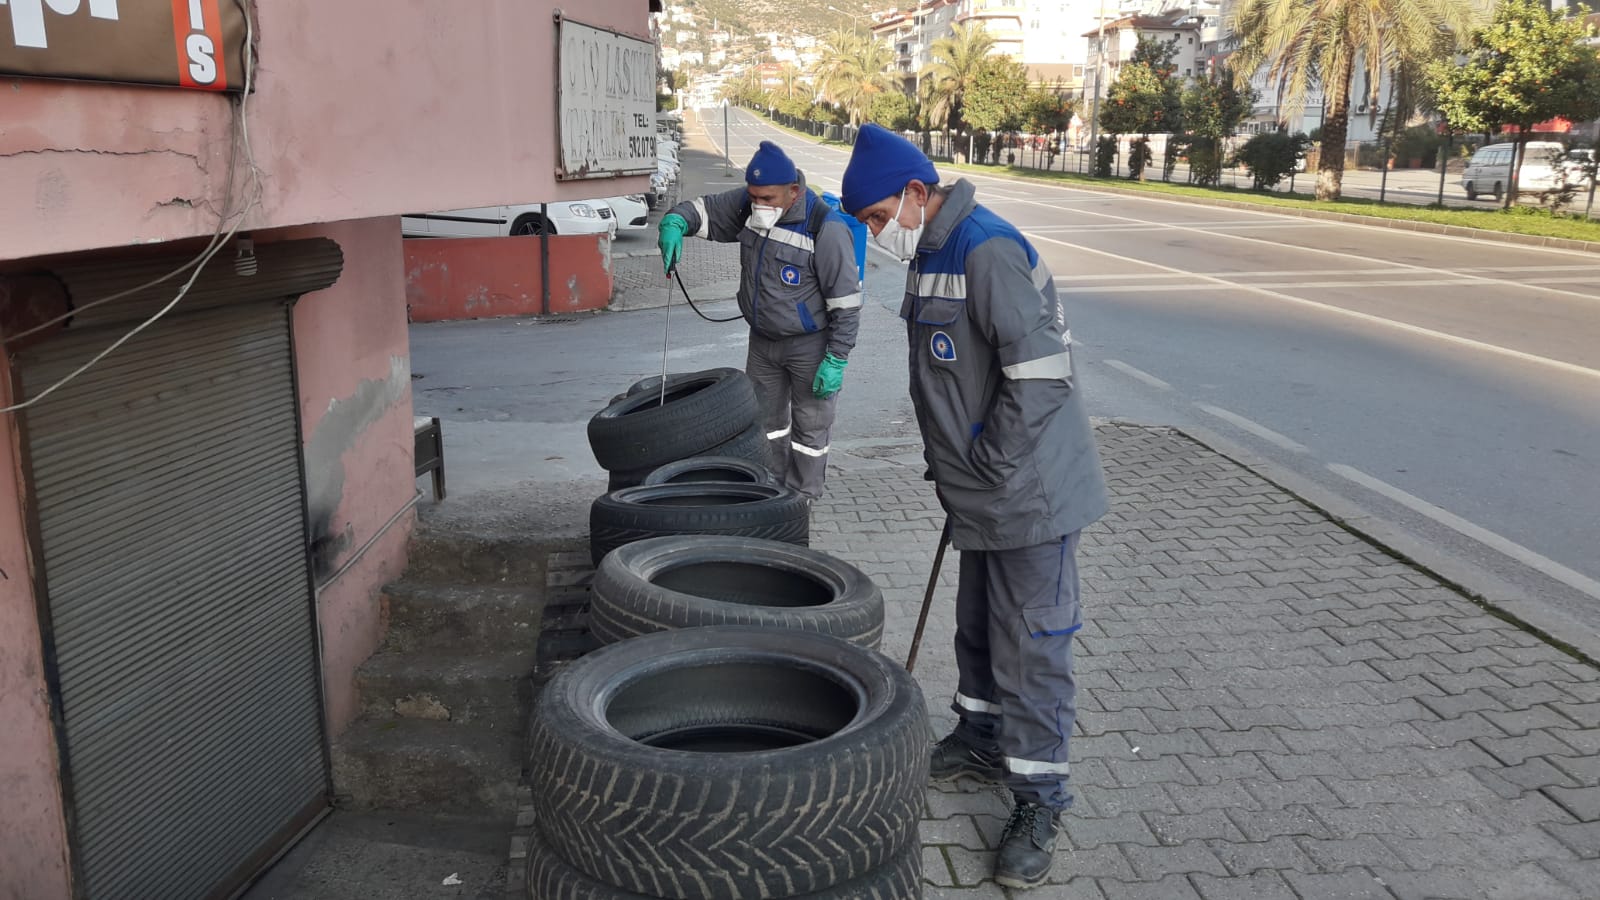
[841,124,939,215]
[745,141,798,186]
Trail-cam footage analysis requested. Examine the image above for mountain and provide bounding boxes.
[673,0,880,39]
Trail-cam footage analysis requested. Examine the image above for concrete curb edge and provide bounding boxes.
[1146,417,1600,667]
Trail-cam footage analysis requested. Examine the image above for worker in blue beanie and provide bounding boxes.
[656,140,861,499]
[843,123,1109,889]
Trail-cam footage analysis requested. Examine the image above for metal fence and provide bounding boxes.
[756,106,1597,218]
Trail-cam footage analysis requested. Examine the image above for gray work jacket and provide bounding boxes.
[900,179,1109,551]
[672,173,862,358]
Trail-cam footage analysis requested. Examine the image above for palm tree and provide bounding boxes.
[1227,0,1480,201]
[919,22,998,138]
[777,63,806,102]
[814,30,901,126]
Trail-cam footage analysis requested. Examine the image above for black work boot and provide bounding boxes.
[994,799,1060,889]
[929,731,1004,785]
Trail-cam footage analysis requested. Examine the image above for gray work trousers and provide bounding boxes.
[950,531,1083,810]
[746,329,835,499]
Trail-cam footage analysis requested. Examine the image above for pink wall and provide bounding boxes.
[0,0,651,264]
[0,364,72,900]
[278,218,417,734]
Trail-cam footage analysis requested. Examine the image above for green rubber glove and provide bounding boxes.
[812,352,848,398]
[658,213,688,275]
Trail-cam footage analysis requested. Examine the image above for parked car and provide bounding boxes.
[402,200,617,238]
[648,171,673,209]
[1460,141,1566,201]
[608,195,650,230]
[1561,148,1596,187]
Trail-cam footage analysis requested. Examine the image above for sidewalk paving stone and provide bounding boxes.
[806,423,1598,894]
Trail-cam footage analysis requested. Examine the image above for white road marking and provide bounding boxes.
[1103,359,1172,390]
[1055,277,1541,294]
[1328,464,1600,603]
[1026,220,1323,233]
[1053,268,1408,281]
[1024,230,1600,383]
[1051,264,1600,282]
[999,194,1600,306]
[1196,404,1309,452]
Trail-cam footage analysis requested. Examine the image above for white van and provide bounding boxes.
[1461,141,1567,201]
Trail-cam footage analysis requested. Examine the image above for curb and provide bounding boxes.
[1150,418,1600,668]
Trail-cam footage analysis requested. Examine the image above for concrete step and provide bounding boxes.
[404,529,582,586]
[331,717,522,815]
[382,581,547,654]
[356,649,535,734]
[240,810,510,900]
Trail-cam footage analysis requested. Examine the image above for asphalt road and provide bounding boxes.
[689,106,1600,650]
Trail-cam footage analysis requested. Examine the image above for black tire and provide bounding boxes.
[589,482,808,566]
[1465,182,1478,201]
[704,419,770,467]
[1492,182,1504,202]
[525,827,921,900]
[588,369,758,472]
[604,423,771,491]
[641,455,777,487]
[511,214,553,236]
[528,627,929,900]
[608,372,680,406]
[591,536,883,648]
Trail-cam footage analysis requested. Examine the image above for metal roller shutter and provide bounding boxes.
[16,298,328,900]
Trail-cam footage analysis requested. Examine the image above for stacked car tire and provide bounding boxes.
[586,369,810,565]
[526,627,928,900]
[591,369,769,491]
[529,369,927,899]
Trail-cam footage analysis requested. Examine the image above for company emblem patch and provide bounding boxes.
[780,264,801,286]
[931,331,956,362]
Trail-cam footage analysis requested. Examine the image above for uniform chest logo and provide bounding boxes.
[780,264,801,286]
[931,331,957,362]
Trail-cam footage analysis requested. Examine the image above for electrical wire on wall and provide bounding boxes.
[0,0,264,415]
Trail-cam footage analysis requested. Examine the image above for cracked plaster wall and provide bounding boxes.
[0,362,71,900]
[0,0,649,264]
[275,218,416,735]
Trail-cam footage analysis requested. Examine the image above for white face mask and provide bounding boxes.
[873,190,924,261]
[749,204,783,231]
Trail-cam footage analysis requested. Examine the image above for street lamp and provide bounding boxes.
[828,5,867,35]
[1086,0,1108,174]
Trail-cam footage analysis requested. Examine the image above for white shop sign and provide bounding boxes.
[557,16,656,180]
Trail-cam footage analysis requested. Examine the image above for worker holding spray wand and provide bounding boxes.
[657,141,863,500]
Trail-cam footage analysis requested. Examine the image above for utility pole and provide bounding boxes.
[723,98,733,177]
[1086,0,1109,173]
[828,5,867,36]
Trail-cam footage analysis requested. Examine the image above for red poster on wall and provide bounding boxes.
[0,0,249,92]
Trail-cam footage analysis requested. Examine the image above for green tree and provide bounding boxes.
[814,29,900,126]
[1183,68,1256,186]
[1099,58,1170,179]
[1228,0,1482,201]
[868,90,917,131]
[919,22,998,138]
[775,63,807,102]
[1235,131,1313,190]
[719,68,766,107]
[1129,35,1185,131]
[1022,85,1075,136]
[1428,0,1600,208]
[964,55,1030,135]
